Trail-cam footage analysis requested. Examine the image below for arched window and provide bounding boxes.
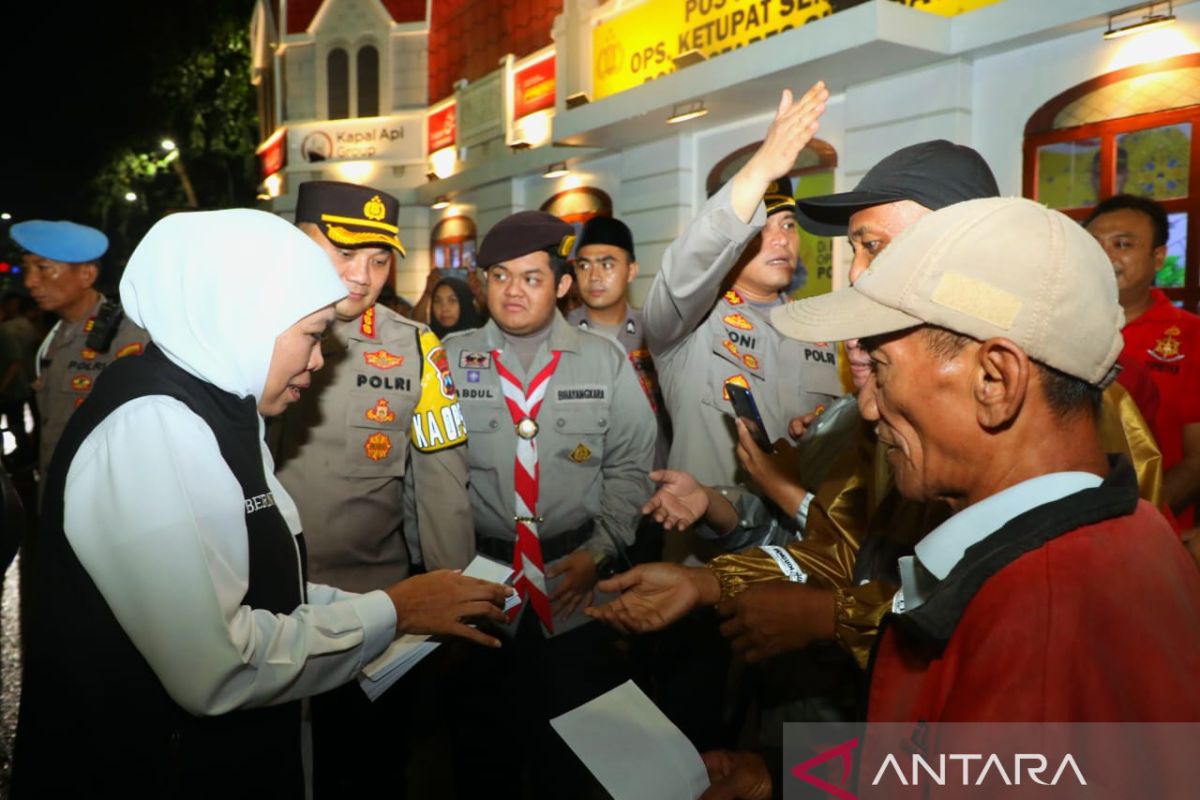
[327,48,349,120]
[1024,54,1200,309]
[539,187,613,225]
[707,139,838,299]
[357,45,379,118]
[432,216,478,272]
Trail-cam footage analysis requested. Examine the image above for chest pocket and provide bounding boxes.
[342,389,418,478]
[546,406,607,467]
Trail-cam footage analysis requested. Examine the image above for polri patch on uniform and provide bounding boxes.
[364,431,392,461]
[79,347,98,361]
[459,350,492,369]
[366,398,396,423]
[71,375,93,392]
[116,342,143,359]
[722,313,754,331]
[722,374,749,402]
[556,385,606,401]
[364,349,404,369]
[467,369,480,383]
[569,443,593,463]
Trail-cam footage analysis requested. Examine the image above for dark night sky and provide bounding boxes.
[0,1,256,228]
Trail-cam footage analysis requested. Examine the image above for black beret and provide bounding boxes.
[478,211,575,269]
[295,180,406,255]
[577,215,635,260]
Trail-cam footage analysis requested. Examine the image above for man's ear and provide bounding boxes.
[1153,243,1167,271]
[974,338,1030,430]
[626,259,640,286]
[79,262,100,290]
[556,272,574,299]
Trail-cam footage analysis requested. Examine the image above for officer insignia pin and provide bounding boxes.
[722,374,749,402]
[1151,326,1185,362]
[84,317,96,333]
[467,369,480,383]
[459,350,492,369]
[569,444,592,464]
[723,289,744,306]
[364,349,404,369]
[79,348,98,361]
[722,340,740,358]
[363,195,387,221]
[366,398,396,423]
[71,375,93,392]
[364,431,392,461]
[360,307,377,338]
[722,313,753,331]
[625,318,637,335]
[116,342,143,359]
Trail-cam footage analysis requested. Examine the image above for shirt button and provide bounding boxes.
[489,420,498,430]
[556,418,565,428]
[598,419,607,428]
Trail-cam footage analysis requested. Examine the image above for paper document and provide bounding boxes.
[550,680,710,800]
[358,555,515,701]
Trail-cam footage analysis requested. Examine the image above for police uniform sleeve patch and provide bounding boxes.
[115,342,143,359]
[410,330,468,452]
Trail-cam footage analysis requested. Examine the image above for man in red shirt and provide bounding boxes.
[1085,195,1200,525]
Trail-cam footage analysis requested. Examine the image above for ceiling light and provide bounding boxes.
[543,162,569,179]
[667,100,708,125]
[1105,2,1175,39]
[432,195,451,210]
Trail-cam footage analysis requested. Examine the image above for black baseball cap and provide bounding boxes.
[577,215,636,260]
[795,140,999,237]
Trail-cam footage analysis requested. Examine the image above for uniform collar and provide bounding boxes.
[482,311,580,354]
[568,304,638,336]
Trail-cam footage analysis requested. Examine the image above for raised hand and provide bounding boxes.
[641,469,711,531]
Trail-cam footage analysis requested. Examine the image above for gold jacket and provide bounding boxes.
[708,382,1165,668]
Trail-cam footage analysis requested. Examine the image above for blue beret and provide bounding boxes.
[10,220,109,263]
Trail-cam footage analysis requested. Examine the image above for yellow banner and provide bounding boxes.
[592,0,1004,101]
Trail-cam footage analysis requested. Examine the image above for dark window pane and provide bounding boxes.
[357,46,379,118]
[327,48,349,120]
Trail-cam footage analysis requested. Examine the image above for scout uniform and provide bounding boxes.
[8,220,148,480]
[641,178,843,489]
[445,212,654,800]
[267,181,470,800]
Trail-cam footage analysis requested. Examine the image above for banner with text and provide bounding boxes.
[592,0,1004,101]
[514,54,557,120]
[288,114,423,165]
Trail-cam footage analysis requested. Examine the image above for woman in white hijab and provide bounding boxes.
[14,210,508,799]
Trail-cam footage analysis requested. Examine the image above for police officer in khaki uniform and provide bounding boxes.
[13,220,148,486]
[269,181,473,798]
[444,211,654,800]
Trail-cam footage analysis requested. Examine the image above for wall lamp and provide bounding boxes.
[667,100,709,125]
[542,162,569,179]
[432,195,451,210]
[1105,1,1176,39]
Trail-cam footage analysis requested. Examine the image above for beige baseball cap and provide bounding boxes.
[771,197,1124,386]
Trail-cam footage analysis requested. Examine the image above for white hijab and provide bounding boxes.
[121,208,345,401]
[121,209,345,535]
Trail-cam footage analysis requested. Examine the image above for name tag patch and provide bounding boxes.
[245,492,277,515]
[557,385,606,401]
[356,373,412,392]
[459,387,495,399]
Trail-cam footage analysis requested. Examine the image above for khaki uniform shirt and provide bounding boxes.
[444,312,655,636]
[34,296,148,478]
[641,182,843,489]
[566,304,671,468]
[270,305,473,593]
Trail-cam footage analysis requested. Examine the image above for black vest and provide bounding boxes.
[15,345,307,799]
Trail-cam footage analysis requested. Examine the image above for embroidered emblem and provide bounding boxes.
[360,306,376,338]
[364,431,392,461]
[569,443,592,463]
[722,340,740,358]
[366,398,396,423]
[723,289,744,306]
[722,374,749,402]
[742,354,759,370]
[84,317,96,333]
[115,342,143,359]
[625,318,637,335]
[459,350,492,369]
[427,345,457,399]
[363,195,387,221]
[364,349,404,369]
[74,396,86,408]
[558,233,576,258]
[467,369,480,383]
[1151,326,1185,362]
[79,348,98,361]
[723,313,754,331]
[71,375,93,392]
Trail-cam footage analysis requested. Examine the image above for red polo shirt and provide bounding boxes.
[1121,289,1200,524]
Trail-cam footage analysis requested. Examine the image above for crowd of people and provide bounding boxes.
[1,80,1198,799]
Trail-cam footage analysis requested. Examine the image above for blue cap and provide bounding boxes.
[10,220,109,263]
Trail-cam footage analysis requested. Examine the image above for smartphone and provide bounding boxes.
[725,382,775,452]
